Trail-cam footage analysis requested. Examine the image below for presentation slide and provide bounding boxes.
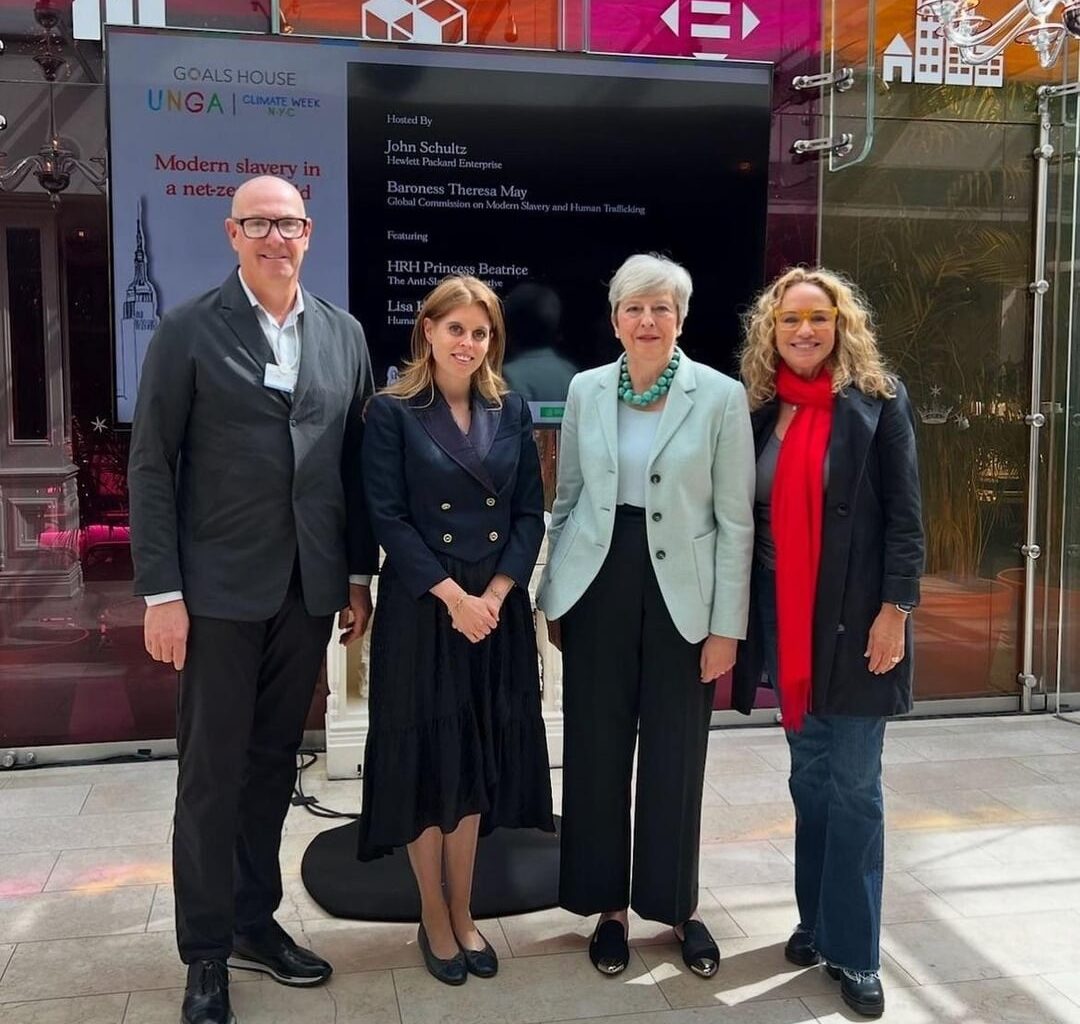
[348,59,771,406]
[107,28,771,422]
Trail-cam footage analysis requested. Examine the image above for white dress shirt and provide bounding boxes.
[239,269,303,374]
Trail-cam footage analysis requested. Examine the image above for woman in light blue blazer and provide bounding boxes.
[537,253,755,980]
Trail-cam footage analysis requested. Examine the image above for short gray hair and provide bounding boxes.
[608,253,693,325]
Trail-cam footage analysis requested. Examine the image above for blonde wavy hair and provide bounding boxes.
[381,275,508,405]
[739,266,895,410]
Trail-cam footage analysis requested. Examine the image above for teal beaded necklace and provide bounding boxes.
[618,348,681,407]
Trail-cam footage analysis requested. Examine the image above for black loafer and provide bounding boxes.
[677,919,719,978]
[458,930,498,978]
[229,922,332,987]
[181,959,235,1024]
[826,964,885,1018]
[784,927,820,967]
[418,923,468,986]
[589,918,629,976]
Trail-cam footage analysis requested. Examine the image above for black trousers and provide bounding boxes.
[173,566,333,963]
[560,506,715,926]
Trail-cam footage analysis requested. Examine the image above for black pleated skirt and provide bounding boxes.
[357,552,555,860]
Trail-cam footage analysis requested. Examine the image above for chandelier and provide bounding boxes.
[0,84,106,201]
[918,0,1080,68]
[0,0,107,201]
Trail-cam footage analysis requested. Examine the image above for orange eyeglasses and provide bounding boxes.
[773,307,838,332]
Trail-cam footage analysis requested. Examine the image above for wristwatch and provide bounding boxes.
[894,603,915,615]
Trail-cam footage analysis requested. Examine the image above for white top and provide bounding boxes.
[616,402,662,508]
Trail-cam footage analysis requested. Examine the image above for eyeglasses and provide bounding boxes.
[773,307,838,332]
[233,217,310,240]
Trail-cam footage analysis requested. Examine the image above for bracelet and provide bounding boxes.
[488,587,509,602]
[449,594,467,615]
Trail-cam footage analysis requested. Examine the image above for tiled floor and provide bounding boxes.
[3,714,1080,1022]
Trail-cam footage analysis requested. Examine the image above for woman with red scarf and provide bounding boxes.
[732,267,923,1020]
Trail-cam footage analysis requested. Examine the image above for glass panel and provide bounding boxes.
[822,114,1033,702]
[824,0,1080,704]
[156,0,268,32]
[1045,87,1080,699]
[0,204,161,749]
[7,228,49,441]
[855,1,1070,126]
[768,111,821,276]
[0,200,333,751]
[827,0,875,171]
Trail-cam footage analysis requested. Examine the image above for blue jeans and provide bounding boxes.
[753,564,885,973]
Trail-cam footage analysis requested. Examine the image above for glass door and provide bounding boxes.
[1043,82,1080,710]
[818,0,1051,709]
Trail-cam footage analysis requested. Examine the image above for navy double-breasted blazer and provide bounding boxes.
[731,380,925,718]
[362,388,545,599]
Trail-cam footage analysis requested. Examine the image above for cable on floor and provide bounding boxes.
[291,750,360,820]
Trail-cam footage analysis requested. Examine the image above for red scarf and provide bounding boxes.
[771,362,835,732]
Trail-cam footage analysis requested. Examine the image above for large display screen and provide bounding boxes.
[107,28,771,422]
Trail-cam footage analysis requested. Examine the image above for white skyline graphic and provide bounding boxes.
[118,201,160,421]
[883,3,1003,88]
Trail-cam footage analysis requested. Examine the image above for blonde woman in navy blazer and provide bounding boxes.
[358,276,554,987]
[537,254,755,979]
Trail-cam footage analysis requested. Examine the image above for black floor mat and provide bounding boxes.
[300,818,561,921]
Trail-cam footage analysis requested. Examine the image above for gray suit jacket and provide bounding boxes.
[536,354,755,644]
[128,270,377,620]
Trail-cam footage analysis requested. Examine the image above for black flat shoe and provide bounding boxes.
[418,924,468,986]
[677,920,719,978]
[589,918,629,976]
[457,930,498,978]
[826,964,885,1018]
[784,927,820,967]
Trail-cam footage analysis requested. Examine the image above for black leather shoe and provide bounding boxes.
[826,964,885,1018]
[229,922,332,987]
[784,927,820,967]
[589,918,629,976]
[418,923,468,985]
[457,930,498,978]
[181,959,235,1024]
[677,919,719,978]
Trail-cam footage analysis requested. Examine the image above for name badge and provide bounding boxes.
[264,363,298,393]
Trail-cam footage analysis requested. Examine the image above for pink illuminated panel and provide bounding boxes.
[589,0,818,61]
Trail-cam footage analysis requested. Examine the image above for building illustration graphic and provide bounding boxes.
[117,201,160,421]
[883,3,1003,88]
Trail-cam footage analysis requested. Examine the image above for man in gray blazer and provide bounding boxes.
[128,176,377,1024]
